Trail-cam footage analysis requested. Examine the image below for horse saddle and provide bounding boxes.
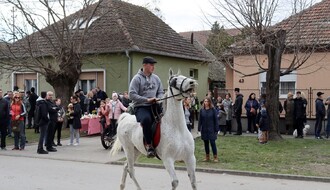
[142,121,161,149]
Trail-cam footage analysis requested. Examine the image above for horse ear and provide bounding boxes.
[177,69,181,75]
[169,68,173,77]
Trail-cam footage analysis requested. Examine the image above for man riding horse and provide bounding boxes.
[129,56,164,158]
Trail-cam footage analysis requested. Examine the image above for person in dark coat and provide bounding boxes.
[68,95,82,146]
[314,92,326,139]
[293,91,307,138]
[234,88,243,135]
[28,87,38,129]
[0,89,10,150]
[244,93,259,133]
[258,104,269,144]
[45,91,59,152]
[36,91,49,154]
[198,97,219,162]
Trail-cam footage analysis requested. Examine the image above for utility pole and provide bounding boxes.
[11,6,17,43]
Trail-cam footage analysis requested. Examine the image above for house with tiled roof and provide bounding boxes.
[179,29,240,89]
[0,0,212,99]
[229,0,330,117]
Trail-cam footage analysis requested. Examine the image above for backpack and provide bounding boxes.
[34,103,41,126]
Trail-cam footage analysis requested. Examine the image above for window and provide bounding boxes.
[77,80,96,95]
[280,82,295,95]
[25,79,37,93]
[69,17,99,30]
[189,69,198,79]
[14,73,38,93]
[259,70,296,97]
[75,71,104,95]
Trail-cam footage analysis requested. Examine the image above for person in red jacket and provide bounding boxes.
[10,92,27,150]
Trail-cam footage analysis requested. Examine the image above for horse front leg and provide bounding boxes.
[185,155,197,190]
[163,158,179,190]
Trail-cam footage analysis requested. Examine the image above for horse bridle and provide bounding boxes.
[157,76,190,102]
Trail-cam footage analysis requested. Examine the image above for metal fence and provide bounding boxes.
[214,88,330,119]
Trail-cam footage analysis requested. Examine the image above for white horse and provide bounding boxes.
[110,69,197,190]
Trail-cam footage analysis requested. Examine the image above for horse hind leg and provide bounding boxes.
[122,146,142,190]
[185,156,197,190]
[120,163,128,190]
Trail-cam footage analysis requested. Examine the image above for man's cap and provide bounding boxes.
[234,88,240,92]
[317,91,324,96]
[142,56,157,64]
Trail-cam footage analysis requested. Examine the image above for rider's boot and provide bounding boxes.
[146,144,155,158]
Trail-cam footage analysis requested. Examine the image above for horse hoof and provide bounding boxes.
[172,180,179,189]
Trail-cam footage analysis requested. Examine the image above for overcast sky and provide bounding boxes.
[127,0,322,32]
[0,0,323,37]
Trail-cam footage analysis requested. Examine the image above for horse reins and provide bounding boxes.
[157,76,189,102]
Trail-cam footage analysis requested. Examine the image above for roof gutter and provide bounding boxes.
[125,49,132,87]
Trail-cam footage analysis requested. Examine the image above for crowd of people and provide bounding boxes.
[0,85,131,154]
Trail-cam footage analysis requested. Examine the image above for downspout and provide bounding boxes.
[125,49,132,88]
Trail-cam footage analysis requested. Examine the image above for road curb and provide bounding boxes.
[110,161,330,183]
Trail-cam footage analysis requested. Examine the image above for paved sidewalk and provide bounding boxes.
[0,135,124,164]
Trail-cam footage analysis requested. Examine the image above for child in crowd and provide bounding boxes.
[258,104,269,144]
[217,103,227,135]
[66,103,75,145]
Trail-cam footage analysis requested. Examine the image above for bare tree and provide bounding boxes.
[209,0,322,140]
[0,0,104,105]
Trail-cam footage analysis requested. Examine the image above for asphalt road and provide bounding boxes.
[0,135,329,190]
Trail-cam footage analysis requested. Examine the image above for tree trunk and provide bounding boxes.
[44,52,82,107]
[264,30,286,140]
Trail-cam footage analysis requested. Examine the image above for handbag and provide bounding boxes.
[11,120,21,132]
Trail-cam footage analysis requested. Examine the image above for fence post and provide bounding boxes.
[309,87,312,119]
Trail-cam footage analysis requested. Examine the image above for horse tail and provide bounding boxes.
[110,137,122,156]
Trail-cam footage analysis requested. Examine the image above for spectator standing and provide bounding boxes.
[98,100,110,129]
[36,92,49,154]
[183,97,193,132]
[258,104,269,144]
[191,93,199,122]
[28,87,38,130]
[325,96,330,138]
[121,91,132,108]
[53,98,65,146]
[315,92,326,139]
[284,92,295,135]
[245,93,259,133]
[95,87,108,108]
[86,91,97,114]
[10,92,27,150]
[45,91,59,152]
[293,91,307,138]
[108,92,127,136]
[234,88,243,135]
[217,104,227,135]
[0,89,10,150]
[222,93,233,135]
[198,97,219,162]
[68,95,82,146]
[4,91,13,137]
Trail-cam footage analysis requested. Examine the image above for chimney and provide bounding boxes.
[190,32,194,44]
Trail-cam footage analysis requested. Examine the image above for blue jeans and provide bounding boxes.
[203,139,217,156]
[13,120,26,149]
